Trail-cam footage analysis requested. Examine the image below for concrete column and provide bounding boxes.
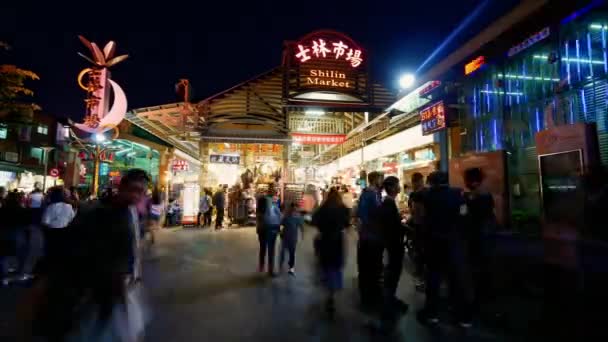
[199,140,209,187]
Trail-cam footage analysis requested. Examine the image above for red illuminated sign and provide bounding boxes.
[49,168,59,177]
[420,101,446,135]
[295,39,363,68]
[292,133,346,145]
[172,159,189,171]
[419,80,442,96]
[465,56,485,75]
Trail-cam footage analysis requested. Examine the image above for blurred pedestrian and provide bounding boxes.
[198,188,211,228]
[203,189,213,227]
[41,187,76,272]
[0,186,6,208]
[312,188,350,314]
[257,185,282,276]
[463,167,496,313]
[279,202,304,275]
[356,171,384,310]
[213,186,226,230]
[28,182,44,225]
[376,176,409,329]
[28,169,151,341]
[0,191,29,285]
[416,171,474,328]
[408,172,427,291]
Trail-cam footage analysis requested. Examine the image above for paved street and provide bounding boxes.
[0,226,517,341]
[142,227,510,342]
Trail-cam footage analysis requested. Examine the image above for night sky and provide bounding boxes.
[1,0,518,120]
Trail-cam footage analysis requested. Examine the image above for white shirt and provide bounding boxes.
[42,202,75,228]
[29,192,44,208]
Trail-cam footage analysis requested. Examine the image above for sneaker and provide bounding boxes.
[288,268,295,275]
[19,274,33,281]
[1,278,9,287]
[416,309,439,326]
[458,320,473,329]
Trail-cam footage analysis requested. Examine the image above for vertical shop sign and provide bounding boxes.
[420,101,447,135]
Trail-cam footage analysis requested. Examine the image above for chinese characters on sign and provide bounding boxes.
[508,27,550,57]
[172,159,190,171]
[420,101,446,135]
[210,154,240,165]
[292,133,346,145]
[295,39,363,68]
[465,56,485,75]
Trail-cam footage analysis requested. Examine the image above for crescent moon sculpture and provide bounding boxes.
[72,36,129,136]
[74,79,127,134]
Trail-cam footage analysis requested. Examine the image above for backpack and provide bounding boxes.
[263,197,281,226]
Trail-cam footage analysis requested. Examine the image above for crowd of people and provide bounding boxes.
[251,168,497,332]
[0,170,161,340]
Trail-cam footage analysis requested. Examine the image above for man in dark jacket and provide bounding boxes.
[356,171,384,310]
[376,176,409,329]
[417,171,473,328]
[213,186,227,230]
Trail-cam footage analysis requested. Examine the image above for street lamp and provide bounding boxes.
[399,73,416,89]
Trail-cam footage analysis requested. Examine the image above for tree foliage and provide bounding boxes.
[0,42,40,121]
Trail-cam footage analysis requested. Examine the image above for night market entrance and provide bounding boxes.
[127,30,394,204]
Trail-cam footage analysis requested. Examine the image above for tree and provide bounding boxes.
[0,42,40,122]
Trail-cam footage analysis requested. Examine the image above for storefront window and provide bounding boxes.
[461,63,504,153]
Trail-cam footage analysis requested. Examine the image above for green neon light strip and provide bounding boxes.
[533,55,606,65]
[590,24,605,29]
[496,73,560,82]
[480,90,524,96]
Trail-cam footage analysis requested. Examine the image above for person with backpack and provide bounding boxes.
[256,185,282,276]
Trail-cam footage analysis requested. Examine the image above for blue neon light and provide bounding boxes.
[587,32,594,77]
[473,87,477,118]
[485,83,490,112]
[576,39,582,81]
[561,0,604,25]
[535,108,540,132]
[569,98,574,124]
[492,119,498,148]
[565,42,571,85]
[602,28,607,74]
[581,89,587,121]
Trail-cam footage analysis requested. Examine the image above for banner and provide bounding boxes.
[210,154,240,165]
[291,133,346,145]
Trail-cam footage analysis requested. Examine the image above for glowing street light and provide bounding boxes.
[399,73,416,89]
[95,133,106,143]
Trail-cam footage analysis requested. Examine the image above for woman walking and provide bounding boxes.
[312,188,350,313]
[41,187,76,271]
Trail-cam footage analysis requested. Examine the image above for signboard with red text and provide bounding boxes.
[285,30,369,98]
[292,133,346,145]
[420,101,447,135]
[172,159,189,171]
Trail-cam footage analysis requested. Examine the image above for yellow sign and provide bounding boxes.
[465,56,485,75]
[306,69,351,88]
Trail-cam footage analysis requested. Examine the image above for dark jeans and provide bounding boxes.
[258,227,279,272]
[215,208,224,228]
[384,242,405,300]
[204,210,212,227]
[424,238,473,322]
[280,238,297,269]
[44,228,69,272]
[357,238,384,306]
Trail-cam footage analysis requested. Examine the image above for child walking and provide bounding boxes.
[280,202,304,275]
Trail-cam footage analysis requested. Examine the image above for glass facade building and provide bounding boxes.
[456,8,608,233]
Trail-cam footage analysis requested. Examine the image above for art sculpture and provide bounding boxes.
[72,36,129,135]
